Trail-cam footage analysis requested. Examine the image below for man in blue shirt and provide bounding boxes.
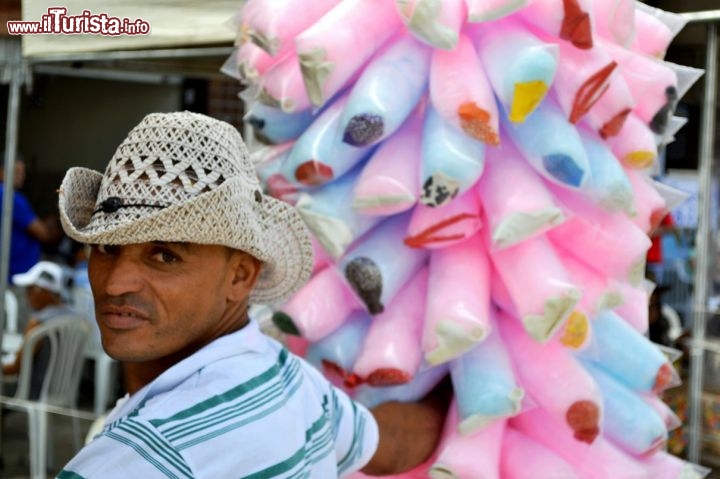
[0,156,52,281]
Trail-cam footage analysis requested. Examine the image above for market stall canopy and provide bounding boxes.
[20,0,237,58]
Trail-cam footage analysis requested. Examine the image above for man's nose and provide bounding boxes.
[101,254,143,296]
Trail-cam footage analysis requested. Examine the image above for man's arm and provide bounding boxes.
[361,377,451,475]
[2,318,41,375]
[26,218,52,243]
[13,193,53,243]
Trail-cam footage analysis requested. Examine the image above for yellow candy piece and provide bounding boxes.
[624,151,656,169]
[510,80,549,123]
[559,310,590,349]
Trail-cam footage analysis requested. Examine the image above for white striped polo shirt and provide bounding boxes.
[57,320,378,478]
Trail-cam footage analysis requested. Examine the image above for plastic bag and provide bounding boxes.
[281,93,375,187]
[477,138,565,249]
[582,360,668,456]
[352,109,422,216]
[430,406,506,478]
[272,265,363,341]
[500,427,580,479]
[517,0,594,50]
[430,33,499,145]
[576,310,679,394]
[500,314,602,444]
[450,311,523,433]
[419,103,486,206]
[488,233,581,343]
[351,267,428,386]
[295,0,402,107]
[502,97,589,188]
[396,0,465,50]
[296,164,382,259]
[339,212,429,315]
[340,34,431,148]
[465,0,529,23]
[472,19,558,124]
[404,187,483,249]
[424,233,492,365]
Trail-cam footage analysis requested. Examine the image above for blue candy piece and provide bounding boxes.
[503,98,589,188]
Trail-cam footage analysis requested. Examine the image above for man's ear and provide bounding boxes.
[227,250,262,302]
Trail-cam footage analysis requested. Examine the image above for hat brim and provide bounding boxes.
[11,270,39,287]
[58,167,313,305]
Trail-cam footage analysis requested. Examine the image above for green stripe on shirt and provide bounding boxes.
[160,356,302,444]
[152,349,290,429]
[56,471,87,479]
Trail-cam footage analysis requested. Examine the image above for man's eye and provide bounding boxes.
[153,250,178,264]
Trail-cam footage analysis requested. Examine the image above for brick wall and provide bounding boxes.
[207,77,245,131]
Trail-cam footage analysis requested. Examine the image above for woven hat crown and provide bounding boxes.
[97,112,258,213]
[58,111,313,305]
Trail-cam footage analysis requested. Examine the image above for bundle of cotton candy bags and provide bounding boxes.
[225,0,709,477]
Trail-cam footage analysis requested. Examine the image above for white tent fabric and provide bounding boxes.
[21,0,237,57]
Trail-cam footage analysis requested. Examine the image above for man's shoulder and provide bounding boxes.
[135,345,307,423]
[63,416,194,479]
[108,348,334,459]
[70,347,377,478]
[9,189,31,206]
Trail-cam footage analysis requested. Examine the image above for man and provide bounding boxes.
[57,112,446,477]
[3,261,75,397]
[646,211,681,286]
[0,155,52,281]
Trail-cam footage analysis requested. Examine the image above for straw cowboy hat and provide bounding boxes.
[58,111,313,304]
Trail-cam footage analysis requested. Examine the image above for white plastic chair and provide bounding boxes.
[3,315,90,479]
[5,290,18,334]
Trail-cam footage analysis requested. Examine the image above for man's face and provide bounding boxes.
[88,241,256,363]
[0,160,25,189]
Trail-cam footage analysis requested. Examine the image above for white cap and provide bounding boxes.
[12,261,68,296]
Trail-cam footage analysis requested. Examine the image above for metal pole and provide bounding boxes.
[687,21,718,464]
[0,42,23,356]
[0,37,23,461]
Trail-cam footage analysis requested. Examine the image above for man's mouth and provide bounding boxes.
[99,306,149,330]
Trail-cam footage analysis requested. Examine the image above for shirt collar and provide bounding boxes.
[104,318,270,425]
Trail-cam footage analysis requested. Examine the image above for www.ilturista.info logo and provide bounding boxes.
[7,7,150,36]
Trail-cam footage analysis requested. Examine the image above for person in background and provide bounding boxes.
[646,211,681,286]
[648,282,673,348]
[3,260,75,398]
[0,155,52,281]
